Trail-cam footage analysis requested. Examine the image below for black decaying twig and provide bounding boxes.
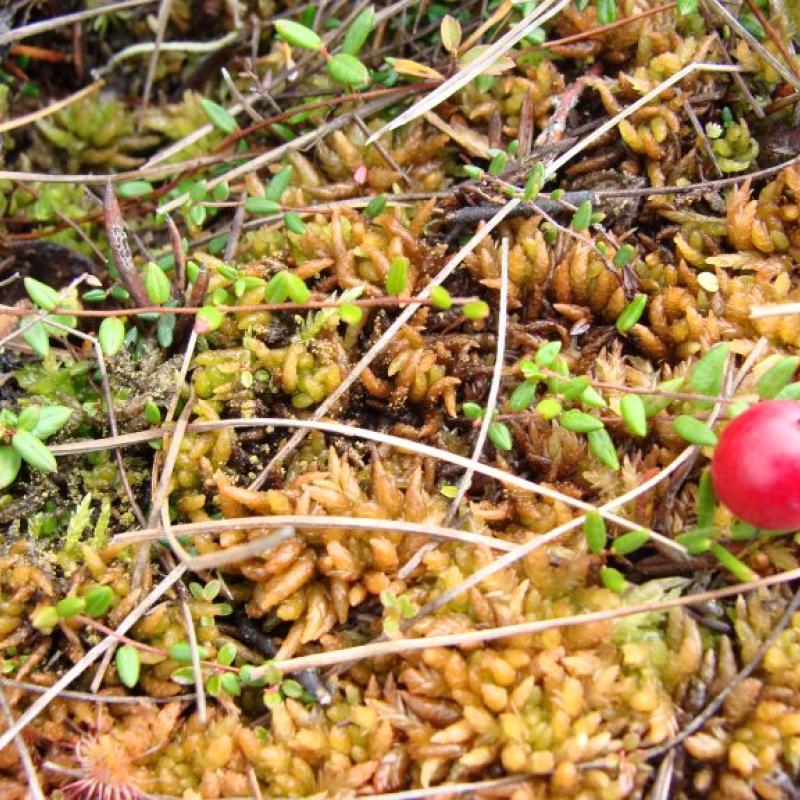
[229,611,332,706]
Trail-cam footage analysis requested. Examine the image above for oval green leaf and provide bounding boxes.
[275,19,322,50]
[587,427,620,470]
[341,5,375,55]
[24,277,59,311]
[611,529,650,557]
[757,356,800,399]
[12,430,56,473]
[31,406,72,440]
[143,262,171,305]
[84,586,115,618]
[327,53,370,88]
[620,394,647,437]
[672,415,718,446]
[116,645,141,688]
[583,512,607,554]
[98,317,126,357]
[200,97,237,134]
[0,446,22,490]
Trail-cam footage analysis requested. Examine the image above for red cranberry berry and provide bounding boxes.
[711,400,800,531]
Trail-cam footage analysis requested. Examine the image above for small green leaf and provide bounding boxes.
[168,642,210,663]
[738,12,765,39]
[189,180,208,202]
[203,580,221,601]
[587,428,620,470]
[206,674,221,696]
[30,406,71,440]
[24,277,59,311]
[217,642,237,666]
[98,317,126,357]
[559,410,603,432]
[673,415,718,446]
[328,53,370,87]
[463,165,483,180]
[697,469,716,527]
[488,149,508,176]
[429,286,452,309]
[677,0,699,13]
[616,294,647,334]
[285,273,311,304]
[84,586,115,618]
[612,529,650,556]
[239,664,268,687]
[386,256,409,296]
[265,271,290,303]
[488,421,513,451]
[82,288,108,303]
[440,14,462,54]
[12,430,56,473]
[22,322,49,358]
[221,672,241,696]
[509,380,538,411]
[244,197,281,215]
[116,645,141,688]
[523,164,545,200]
[118,180,153,198]
[213,181,230,202]
[731,522,758,540]
[16,406,40,432]
[143,262,171,305]
[519,359,544,381]
[463,402,483,420]
[620,394,647,437]
[341,5,375,55]
[463,300,489,320]
[0,446,22,490]
[144,400,162,424]
[536,397,562,420]
[157,313,175,348]
[284,212,307,234]
[757,356,800,399]
[281,678,304,698]
[642,377,684,417]
[570,200,593,231]
[560,376,591,400]
[580,386,607,408]
[56,595,85,619]
[339,303,363,324]
[597,0,617,24]
[200,97,237,134]
[613,244,635,267]
[600,566,627,593]
[31,606,59,633]
[688,344,728,397]
[583,512,607,554]
[195,306,225,334]
[365,194,387,218]
[265,166,293,202]
[776,381,800,400]
[676,530,713,554]
[710,542,756,582]
[188,204,206,228]
[275,19,323,50]
[535,341,562,367]
[170,666,196,685]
